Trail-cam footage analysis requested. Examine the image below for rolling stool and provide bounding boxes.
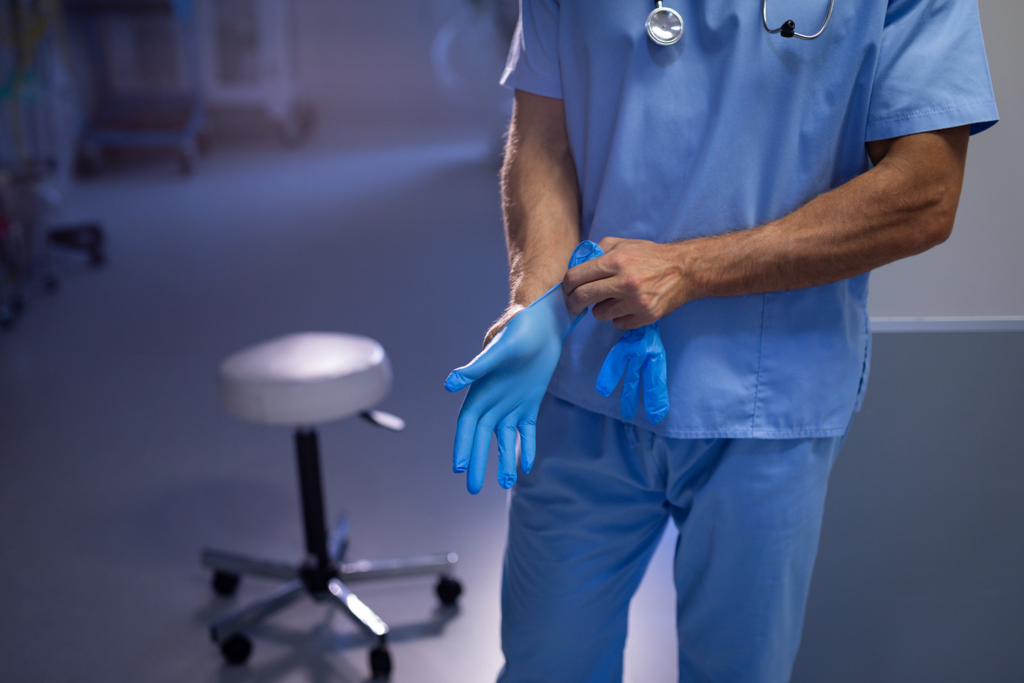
[202,333,461,677]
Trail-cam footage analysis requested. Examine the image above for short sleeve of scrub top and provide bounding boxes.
[497,0,998,439]
[867,0,998,140]
[500,0,562,99]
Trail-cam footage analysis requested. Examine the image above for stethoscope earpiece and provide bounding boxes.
[762,0,835,40]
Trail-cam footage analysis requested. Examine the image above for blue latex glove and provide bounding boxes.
[596,323,670,424]
[445,241,604,494]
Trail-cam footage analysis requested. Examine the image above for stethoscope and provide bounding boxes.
[646,0,835,46]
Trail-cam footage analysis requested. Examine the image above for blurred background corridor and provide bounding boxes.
[1,1,1022,682]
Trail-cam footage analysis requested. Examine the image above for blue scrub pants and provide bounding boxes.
[498,395,845,683]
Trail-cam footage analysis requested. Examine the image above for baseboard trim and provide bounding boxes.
[870,316,1024,333]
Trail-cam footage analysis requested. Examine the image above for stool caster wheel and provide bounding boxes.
[369,644,392,679]
[212,570,240,596]
[436,575,462,606]
[220,633,252,664]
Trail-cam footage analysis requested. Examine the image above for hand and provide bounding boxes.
[562,237,694,330]
[446,241,604,494]
[445,285,569,494]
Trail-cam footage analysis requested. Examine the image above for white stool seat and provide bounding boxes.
[219,332,392,426]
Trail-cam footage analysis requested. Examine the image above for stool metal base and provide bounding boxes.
[202,428,460,678]
[202,519,458,641]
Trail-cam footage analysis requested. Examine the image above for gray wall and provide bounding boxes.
[289,0,1024,317]
[793,331,1024,682]
[868,0,1024,318]
[284,0,1024,318]
[291,0,508,126]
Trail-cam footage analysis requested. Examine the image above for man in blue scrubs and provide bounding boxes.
[485,0,998,680]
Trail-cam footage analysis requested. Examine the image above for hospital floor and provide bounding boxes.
[0,127,680,683]
[1,125,1022,683]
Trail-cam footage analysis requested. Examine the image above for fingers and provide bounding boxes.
[562,256,617,299]
[444,330,512,392]
[517,420,537,473]
[561,237,628,296]
[452,378,503,473]
[596,341,630,397]
[620,355,642,420]
[597,329,644,396]
[452,399,481,473]
[642,352,669,424]
[596,325,670,423]
[563,240,612,316]
[466,414,497,495]
[642,325,669,423]
[496,421,518,489]
[454,393,532,493]
[565,280,624,316]
[613,314,647,330]
[591,297,633,322]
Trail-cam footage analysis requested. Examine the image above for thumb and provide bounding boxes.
[445,327,513,392]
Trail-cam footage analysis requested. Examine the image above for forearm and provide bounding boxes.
[682,127,969,299]
[502,93,582,306]
[562,127,970,329]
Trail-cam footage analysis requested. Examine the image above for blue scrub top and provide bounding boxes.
[500,0,998,438]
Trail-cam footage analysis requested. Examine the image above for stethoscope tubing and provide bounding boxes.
[761,0,835,40]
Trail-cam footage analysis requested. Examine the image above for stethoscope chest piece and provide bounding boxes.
[646,1,683,46]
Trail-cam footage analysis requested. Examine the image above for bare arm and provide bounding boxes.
[563,126,971,329]
[484,90,582,346]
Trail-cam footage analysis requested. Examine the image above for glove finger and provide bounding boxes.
[452,382,504,472]
[641,323,670,423]
[620,354,642,420]
[496,420,519,489]
[642,352,670,424]
[444,331,513,392]
[517,419,537,474]
[466,414,498,495]
[452,398,482,474]
[596,342,630,397]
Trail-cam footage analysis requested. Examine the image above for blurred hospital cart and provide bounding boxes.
[196,0,313,146]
